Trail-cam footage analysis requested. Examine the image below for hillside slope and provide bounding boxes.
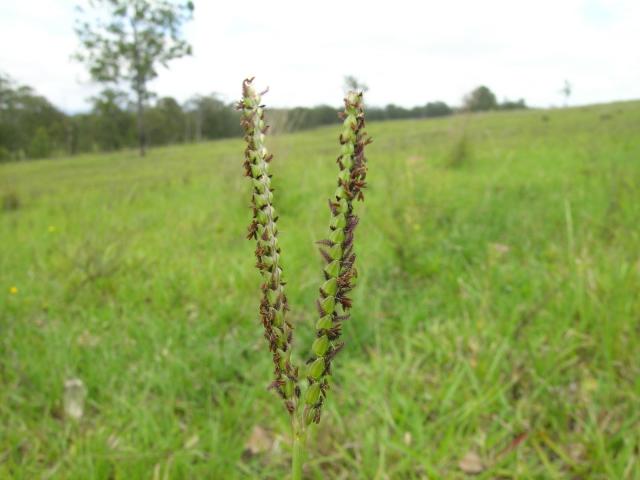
[2,101,639,478]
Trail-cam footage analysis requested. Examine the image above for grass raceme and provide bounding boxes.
[237,78,371,479]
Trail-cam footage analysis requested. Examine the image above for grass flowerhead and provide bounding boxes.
[236,78,300,414]
[303,91,371,425]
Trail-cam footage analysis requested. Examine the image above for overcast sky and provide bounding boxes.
[1,0,639,112]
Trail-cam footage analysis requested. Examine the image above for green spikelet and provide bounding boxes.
[306,90,371,423]
[237,78,299,412]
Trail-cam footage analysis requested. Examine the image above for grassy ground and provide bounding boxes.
[1,101,639,479]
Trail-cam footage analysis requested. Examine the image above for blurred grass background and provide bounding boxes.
[1,101,639,478]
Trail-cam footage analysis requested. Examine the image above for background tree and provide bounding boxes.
[27,127,53,159]
[464,86,498,112]
[385,103,412,120]
[183,94,240,142]
[0,72,67,160]
[146,96,185,145]
[499,98,527,110]
[90,89,135,151]
[74,0,194,156]
[423,101,453,117]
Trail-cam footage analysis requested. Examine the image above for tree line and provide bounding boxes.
[0,1,527,162]
[0,73,240,161]
[0,72,525,162]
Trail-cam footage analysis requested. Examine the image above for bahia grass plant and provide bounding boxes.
[237,78,371,479]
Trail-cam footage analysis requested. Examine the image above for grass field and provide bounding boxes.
[1,101,639,479]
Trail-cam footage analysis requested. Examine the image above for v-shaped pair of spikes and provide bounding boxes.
[237,77,371,427]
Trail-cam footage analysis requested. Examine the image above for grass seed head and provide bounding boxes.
[306,89,371,423]
[237,78,299,410]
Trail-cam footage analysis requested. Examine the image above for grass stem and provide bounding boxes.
[291,422,307,480]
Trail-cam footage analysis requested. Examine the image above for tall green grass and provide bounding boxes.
[1,101,639,478]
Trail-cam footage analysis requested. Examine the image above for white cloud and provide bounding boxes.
[1,0,639,112]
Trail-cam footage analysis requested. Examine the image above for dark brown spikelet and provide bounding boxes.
[237,78,299,413]
[302,91,371,424]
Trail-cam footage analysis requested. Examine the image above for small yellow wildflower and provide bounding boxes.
[9,286,18,295]
[48,225,56,233]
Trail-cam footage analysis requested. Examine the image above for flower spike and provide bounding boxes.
[304,90,371,425]
[236,78,299,413]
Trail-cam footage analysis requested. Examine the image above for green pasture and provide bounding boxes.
[1,101,639,478]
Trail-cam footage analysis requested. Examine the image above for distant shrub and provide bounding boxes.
[366,101,453,122]
[385,103,413,119]
[500,98,527,110]
[464,88,527,112]
[275,105,340,132]
[27,127,52,159]
[464,86,498,112]
[424,101,453,117]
